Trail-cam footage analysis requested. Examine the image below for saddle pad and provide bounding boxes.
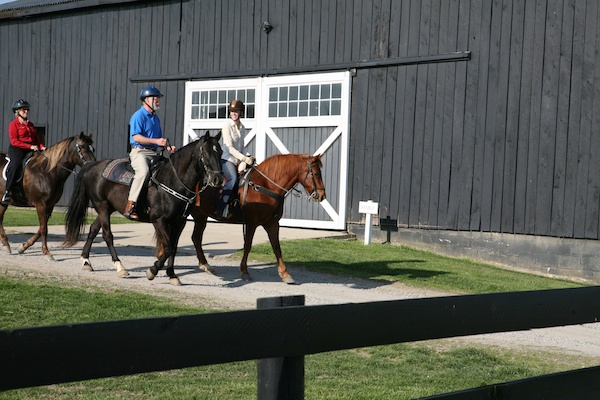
[102,158,134,185]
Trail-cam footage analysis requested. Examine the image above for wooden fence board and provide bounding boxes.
[2,286,600,391]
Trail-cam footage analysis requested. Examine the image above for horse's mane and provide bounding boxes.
[28,136,73,171]
[256,153,310,183]
[168,139,198,166]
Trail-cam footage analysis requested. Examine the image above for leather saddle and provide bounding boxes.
[101,155,166,186]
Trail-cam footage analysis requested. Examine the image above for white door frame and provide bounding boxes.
[184,71,350,230]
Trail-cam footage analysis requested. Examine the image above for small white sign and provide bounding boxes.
[358,200,379,215]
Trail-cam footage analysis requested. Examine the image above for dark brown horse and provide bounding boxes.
[63,132,223,285]
[189,153,326,284]
[0,132,96,260]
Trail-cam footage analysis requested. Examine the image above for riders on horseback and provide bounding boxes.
[125,85,176,220]
[2,99,45,205]
[217,99,255,218]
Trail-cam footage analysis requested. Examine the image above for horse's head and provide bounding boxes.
[74,131,96,166]
[301,154,326,202]
[198,131,223,188]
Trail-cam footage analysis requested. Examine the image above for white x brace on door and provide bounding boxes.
[183,71,350,230]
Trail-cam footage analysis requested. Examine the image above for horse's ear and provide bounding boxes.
[214,131,222,141]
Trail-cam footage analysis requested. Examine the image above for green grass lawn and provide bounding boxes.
[245,238,586,294]
[1,206,134,226]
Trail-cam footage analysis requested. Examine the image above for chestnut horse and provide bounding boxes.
[189,153,326,284]
[63,132,223,285]
[0,132,96,259]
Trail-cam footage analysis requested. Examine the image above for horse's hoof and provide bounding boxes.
[241,272,252,281]
[114,261,129,278]
[117,269,130,278]
[169,277,182,286]
[200,264,215,274]
[17,243,26,254]
[81,257,94,271]
[146,268,156,280]
[2,245,11,254]
[44,254,56,262]
[282,276,297,285]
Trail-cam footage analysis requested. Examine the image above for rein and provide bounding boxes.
[151,141,220,212]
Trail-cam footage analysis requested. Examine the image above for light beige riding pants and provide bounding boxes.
[128,147,157,202]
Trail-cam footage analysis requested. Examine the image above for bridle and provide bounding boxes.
[248,155,323,201]
[76,142,95,165]
[153,139,222,208]
[302,157,324,200]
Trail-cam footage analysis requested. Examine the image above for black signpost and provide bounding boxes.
[380,216,398,244]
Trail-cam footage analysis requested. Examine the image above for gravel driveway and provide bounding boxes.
[2,222,600,359]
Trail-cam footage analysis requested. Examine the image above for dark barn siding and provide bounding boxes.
[1,0,599,241]
[347,0,600,241]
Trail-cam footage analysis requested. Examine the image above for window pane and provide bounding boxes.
[192,92,199,104]
[218,105,227,119]
[226,90,235,102]
[200,91,208,104]
[191,106,199,119]
[299,101,308,116]
[321,84,330,99]
[309,85,319,99]
[331,100,341,115]
[269,103,277,117]
[218,90,227,103]
[246,104,255,118]
[289,86,298,100]
[209,91,217,103]
[209,105,217,118]
[289,102,298,117]
[299,85,309,100]
[332,83,342,98]
[279,87,288,101]
[247,89,255,103]
[269,87,278,101]
[237,91,246,102]
[309,101,319,116]
[278,103,287,117]
[320,100,330,115]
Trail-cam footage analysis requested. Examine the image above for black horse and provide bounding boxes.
[63,132,223,285]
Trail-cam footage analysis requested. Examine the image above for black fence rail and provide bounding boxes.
[1,287,600,399]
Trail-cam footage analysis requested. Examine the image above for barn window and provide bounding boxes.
[190,88,256,120]
[268,83,342,118]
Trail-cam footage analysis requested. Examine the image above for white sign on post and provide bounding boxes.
[358,200,379,245]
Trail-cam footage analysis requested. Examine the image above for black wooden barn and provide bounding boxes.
[1,0,599,281]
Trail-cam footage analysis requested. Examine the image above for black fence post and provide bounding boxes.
[257,295,305,400]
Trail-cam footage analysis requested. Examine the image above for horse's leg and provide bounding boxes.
[190,210,212,273]
[263,220,295,284]
[0,204,11,254]
[146,220,172,281]
[79,217,101,272]
[240,223,259,281]
[164,218,187,286]
[17,204,48,261]
[95,213,129,278]
[17,204,54,261]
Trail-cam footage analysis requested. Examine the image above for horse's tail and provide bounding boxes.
[63,167,90,247]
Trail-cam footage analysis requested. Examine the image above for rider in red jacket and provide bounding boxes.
[2,99,45,204]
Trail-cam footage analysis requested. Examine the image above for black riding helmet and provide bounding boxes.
[12,99,30,113]
[139,86,163,101]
